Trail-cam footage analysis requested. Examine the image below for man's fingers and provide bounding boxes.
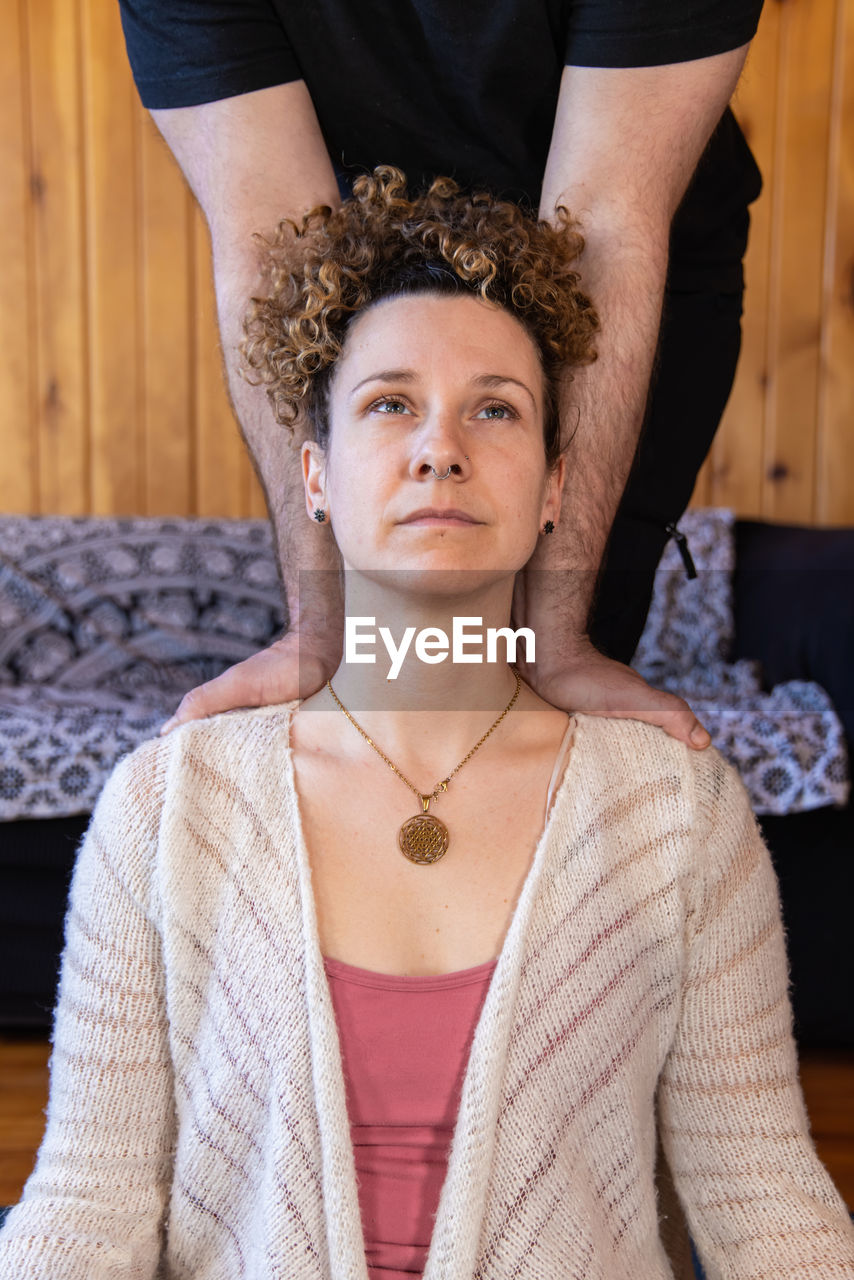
[160,666,262,734]
[533,643,711,750]
[159,636,335,734]
[648,690,710,750]
[608,686,711,751]
[596,686,710,750]
[158,633,713,749]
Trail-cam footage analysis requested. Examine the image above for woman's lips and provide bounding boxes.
[400,508,481,526]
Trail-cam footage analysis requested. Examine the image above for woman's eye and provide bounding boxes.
[477,403,516,420]
[371,397,410,415]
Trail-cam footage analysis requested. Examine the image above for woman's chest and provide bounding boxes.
[294,750,561,975]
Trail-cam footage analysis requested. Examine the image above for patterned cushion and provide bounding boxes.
[0,516,283,819]
[0,511,848,819]
[633,509,849,815]
[633,508,736,672]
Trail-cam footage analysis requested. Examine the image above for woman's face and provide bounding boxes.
[302,293,563,586]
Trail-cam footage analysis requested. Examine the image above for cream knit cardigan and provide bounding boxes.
[1,703,852,1280]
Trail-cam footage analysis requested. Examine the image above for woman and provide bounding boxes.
[1,169,851,1280]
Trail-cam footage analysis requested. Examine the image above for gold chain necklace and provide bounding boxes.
[326,670,522,865]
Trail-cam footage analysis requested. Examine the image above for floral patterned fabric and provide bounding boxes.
[0,511,848,819]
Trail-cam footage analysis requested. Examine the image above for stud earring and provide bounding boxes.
[313,509,327,523]
[542,520,555,535]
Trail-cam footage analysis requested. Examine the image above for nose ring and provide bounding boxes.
[430,465,453,480]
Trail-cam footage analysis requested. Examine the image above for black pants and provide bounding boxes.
[589,287,744,665]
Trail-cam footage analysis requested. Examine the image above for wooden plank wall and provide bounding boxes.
[1,0,852,524]
[0,0,266,520]
[693,0,854,524]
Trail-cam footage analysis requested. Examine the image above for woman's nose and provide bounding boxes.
[408,404,470,480]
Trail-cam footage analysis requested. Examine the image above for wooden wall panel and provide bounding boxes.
[0,0,851,524]
[246,441,272,519]
[190,210,268,518]
[193,209,250,518]
[27,0,89,515]
[81,0,141,515]
[705,0,854,527]
[762,0,836,521]
[0,0,35,512]
[705,0,783,517]
[817,0,854,523]
[139,112,195,516]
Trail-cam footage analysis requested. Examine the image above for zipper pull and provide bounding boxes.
[665,522,697,580]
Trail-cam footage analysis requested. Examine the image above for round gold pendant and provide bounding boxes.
[398,813,449,865]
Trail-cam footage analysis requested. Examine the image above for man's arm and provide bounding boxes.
[150,83,347,723]
[518,47,750,744]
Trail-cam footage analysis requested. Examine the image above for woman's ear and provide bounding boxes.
[302,440,329,521]
[541,453,565,529]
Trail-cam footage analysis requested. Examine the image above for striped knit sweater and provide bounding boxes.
[1,702,852,1280]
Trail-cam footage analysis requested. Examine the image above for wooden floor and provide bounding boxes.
[1,1037,852,1211]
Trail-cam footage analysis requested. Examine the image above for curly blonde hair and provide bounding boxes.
[241,166,598,465]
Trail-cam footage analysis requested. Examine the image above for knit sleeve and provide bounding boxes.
[657,750,854,1276]
[0,739,175,1279]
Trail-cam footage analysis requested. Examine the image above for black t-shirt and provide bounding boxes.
[119,0,764,290]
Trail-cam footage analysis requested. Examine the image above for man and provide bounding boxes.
[119,0,763,744]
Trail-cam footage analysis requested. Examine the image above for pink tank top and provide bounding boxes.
[323,714,575,1278]
[324,957,497,1279]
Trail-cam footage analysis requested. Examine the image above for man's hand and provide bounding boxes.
[160,627,341,734]
[520,635,710,750]
[159,614,710,747]
[511,571,710,749]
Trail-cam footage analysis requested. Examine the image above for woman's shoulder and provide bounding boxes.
[82,702,305,905]
[569,711,724,772]
[568,713,746,825]
[98,701,302,818]
[135,699,300,762]
[556,718,765,924]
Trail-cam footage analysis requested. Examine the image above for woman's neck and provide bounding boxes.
[304,571,531,769]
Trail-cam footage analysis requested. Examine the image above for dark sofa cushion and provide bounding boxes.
[733,520,854,753]
[732,520,854,1048]
[759,807,854,1046]
[0,816,87,1027]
